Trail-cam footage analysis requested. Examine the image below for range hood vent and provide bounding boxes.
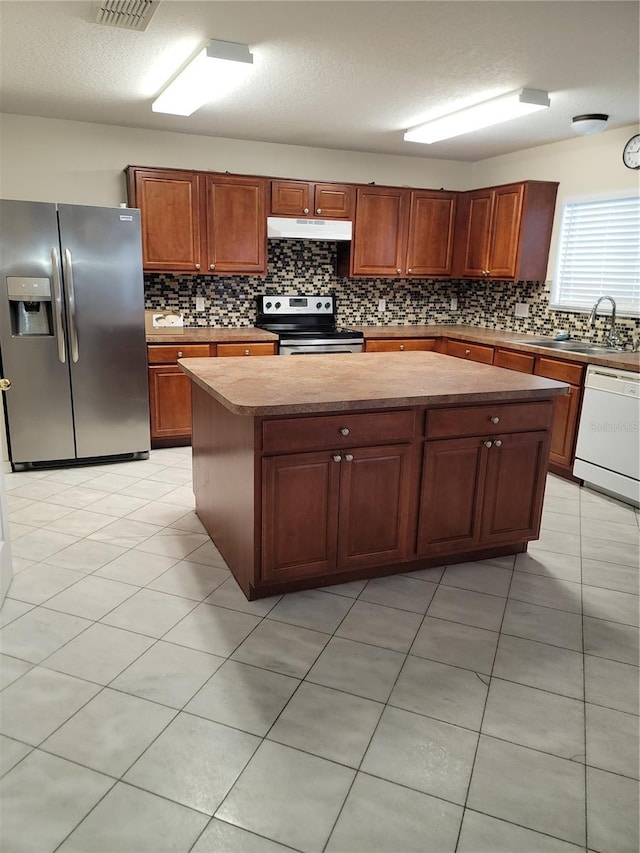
[267,217,352,241]
[91,0,160,31]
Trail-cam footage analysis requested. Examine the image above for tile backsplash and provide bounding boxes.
[144,240,639,348]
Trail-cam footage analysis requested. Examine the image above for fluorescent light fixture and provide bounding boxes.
[152,39,253,116]
[404,88,550,144]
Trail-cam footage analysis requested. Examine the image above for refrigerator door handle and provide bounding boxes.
[51,247,66,364]
[63,248,79,363]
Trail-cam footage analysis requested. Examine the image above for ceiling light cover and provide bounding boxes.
[404,88,550,145]
[152,39,254,116]
[571,113,609,135]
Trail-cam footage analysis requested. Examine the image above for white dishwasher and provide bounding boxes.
[574,365,640,506]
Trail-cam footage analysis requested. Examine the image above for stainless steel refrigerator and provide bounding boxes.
[0,200,150,469]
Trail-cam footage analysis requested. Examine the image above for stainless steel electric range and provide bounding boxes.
[256,295,364,355]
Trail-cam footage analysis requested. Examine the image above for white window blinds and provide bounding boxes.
[552,195,640,316]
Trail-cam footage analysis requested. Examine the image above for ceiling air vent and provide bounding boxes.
[91,0,160,31]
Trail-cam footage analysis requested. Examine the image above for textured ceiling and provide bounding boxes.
[0,0,638,162]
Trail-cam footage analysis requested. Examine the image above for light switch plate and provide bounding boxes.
[195,297,205,312]
[450,297,458,310]
[378,298,386,312]
[515,302,530,318]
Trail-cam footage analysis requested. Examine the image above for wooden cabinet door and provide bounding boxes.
[262,451,340,582]
[337,444,413,570]
[549,385,581,468]
[417,437,485,556]
[351,187,409,276]
[487,183,524,278]
[406,191,456,277]
[454,188,493,278]
[313,184,354,219]
[270,180,312,217]
[130,169,202,272]
[204,175,266,274]
[480,430,549,545]
[148,365,192,440]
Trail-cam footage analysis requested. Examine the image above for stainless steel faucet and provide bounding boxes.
[588,296,622,348]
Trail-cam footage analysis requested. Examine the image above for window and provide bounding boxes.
[551,194,640,317]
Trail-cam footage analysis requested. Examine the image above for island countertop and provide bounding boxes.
[179,350,569,416]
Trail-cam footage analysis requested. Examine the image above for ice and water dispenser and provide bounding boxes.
[7,277,53,336]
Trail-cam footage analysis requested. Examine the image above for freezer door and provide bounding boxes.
[0,200,75,464]
[57,205,150,459]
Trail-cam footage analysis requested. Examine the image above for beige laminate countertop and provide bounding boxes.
[353,324,640,372]
[146,327,278,344]
[179,351,568,416]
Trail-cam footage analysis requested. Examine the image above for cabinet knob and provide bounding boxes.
[494,439,502,448]
[195,264,201,270]
[316,208,322,215]
[408,268,413,273]
[490,416,500,424]
[177,351,183,358]
[340,427,350,436]
[399,344,405,351]
[209,264,215,270]
[482,269,490,276]
[484,440,493,448]
[303,208,310,214]
[332,454,342,463]
[345,454,354,462]
[0,378,12,391]
[244,349,250,356]
[396,268,402,274]
[465,348,471,356]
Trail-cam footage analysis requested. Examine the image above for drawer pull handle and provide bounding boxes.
[340,427,350,436]
[490,416,500,424]
[484,440,493,448]
[332,454,342,463]
[494,439,502,448]
[399,344,405,351]
[465,348,471,356]
[345,453,354,462]
[244,349,250,355]
[177,351,183,358]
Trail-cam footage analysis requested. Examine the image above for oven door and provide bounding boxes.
[279,339,364,355]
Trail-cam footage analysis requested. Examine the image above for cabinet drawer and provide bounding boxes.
[366,339,436,353]
[494,349,535,374]
[445,339,494,364]
[426,401,554,438]
[263,410,416,454]
[147,344,211,364]
[216,342,277,357]
[534,357,584,385]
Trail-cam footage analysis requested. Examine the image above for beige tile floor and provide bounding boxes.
[0,448,638,853]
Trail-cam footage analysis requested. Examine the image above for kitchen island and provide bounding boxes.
[180,351,568,599]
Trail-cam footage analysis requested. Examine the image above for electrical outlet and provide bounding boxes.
[450,297,458,311]
[378,298,386,312]
[515,302,530,318]
[195,296,205,312]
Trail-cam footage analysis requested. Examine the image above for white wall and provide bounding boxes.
[0,113,473,205]
[471,124,640,279]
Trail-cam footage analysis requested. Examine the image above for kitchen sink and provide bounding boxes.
[509,338,622,354]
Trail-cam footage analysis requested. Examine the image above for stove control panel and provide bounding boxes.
[258,295,335,316]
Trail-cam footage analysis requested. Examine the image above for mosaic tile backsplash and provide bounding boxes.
[144,240,639,349]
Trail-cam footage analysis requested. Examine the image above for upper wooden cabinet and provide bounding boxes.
[126,167,267,275]
[342,186,456,278]
[270,180,354,219]
[452,180,558,281]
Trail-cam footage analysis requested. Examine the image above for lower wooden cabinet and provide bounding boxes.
[148,366,193,442]
[365,339,436,353]
[534,357,584,472]
[147,341,275,446]
[261,443,414,583]
[418,429,549,556]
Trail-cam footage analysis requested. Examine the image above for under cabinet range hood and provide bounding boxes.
[267,217,352,241]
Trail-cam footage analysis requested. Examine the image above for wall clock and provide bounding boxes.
[622,134,640,169]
